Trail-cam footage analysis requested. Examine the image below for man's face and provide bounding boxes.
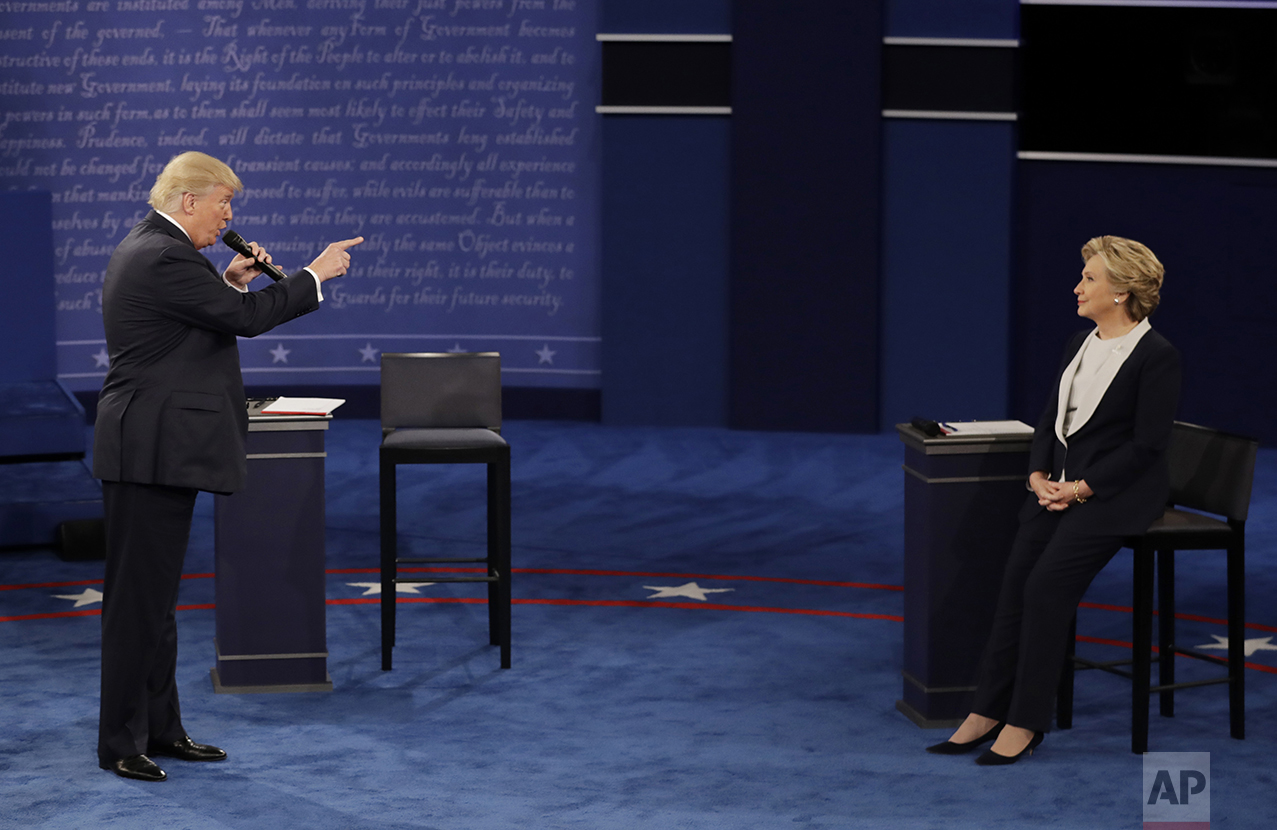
[183,185,234,249]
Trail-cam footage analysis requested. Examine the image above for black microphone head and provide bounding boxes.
[220,229,287,282]
[222,229,252,256]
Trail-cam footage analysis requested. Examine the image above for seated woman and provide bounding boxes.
[927,235,1181,765]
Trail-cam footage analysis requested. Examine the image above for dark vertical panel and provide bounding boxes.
[729,0,882,432]
[880,120,1015,428]
[601,117,730,427]
[1013,161,1277,445]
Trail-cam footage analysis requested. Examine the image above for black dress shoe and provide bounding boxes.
[148,736,227,762]
[100,755,166,782]
[926,722,1005,755]
[975,731,1045,766]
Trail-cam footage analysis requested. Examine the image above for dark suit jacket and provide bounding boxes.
[93,211,318,494]
[1021,327,1181,535]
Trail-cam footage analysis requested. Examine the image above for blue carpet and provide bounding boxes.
[2,420,1275,829]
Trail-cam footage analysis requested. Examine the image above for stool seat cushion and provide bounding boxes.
[382,427,507,451]
[1144,507,1232,537]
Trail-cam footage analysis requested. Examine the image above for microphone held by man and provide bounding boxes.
[220,228,362,290]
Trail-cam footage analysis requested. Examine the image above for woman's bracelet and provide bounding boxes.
[1073,481,1088,504]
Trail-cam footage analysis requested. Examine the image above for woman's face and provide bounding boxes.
[1074,254,1126,323]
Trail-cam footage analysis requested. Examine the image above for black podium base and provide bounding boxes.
[210,668,333,695]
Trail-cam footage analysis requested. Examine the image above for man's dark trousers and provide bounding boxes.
[98,480,199,765]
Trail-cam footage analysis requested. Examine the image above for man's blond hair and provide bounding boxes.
[148,152,243,213]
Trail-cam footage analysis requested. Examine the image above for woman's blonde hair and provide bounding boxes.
[1081,235,1164,322]
[148,152,243,212]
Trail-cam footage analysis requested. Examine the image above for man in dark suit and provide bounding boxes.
[94,152,362,782]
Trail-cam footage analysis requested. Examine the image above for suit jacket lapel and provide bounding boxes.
[1054,332,1091,446]
[1058,318,1153,442]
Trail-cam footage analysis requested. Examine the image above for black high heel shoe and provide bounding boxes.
[925,721,1005,755]
[975,731,1044,766]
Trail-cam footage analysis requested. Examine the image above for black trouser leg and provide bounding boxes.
[98,481,197,764]
[971,509,1124,733]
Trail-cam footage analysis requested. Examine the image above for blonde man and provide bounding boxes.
[94,152,361,781]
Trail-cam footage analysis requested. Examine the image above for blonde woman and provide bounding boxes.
[927,236,1180,765]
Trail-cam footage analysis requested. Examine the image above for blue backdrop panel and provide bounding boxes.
[885,0,1018,39]
[729,0,882,433]
[0,191,56,383]
[1013,159,1277,445]
[600,115,729,427]
[880,119,1015,428]
[0,1,598,392]
[601,0,730,34]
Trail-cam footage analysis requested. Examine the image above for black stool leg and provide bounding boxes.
[1057,615,1077,730]
[380,456,397,671]
[1158,550,1176,718]
[1132,543,1154,754]
[486,460,500,648]
[493,453,512,669]
[1228,542,1245,739]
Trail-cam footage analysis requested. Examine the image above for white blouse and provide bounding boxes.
[1054,318,1153,478]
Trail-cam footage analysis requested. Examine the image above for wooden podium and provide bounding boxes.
[211,406,332,694]
[895,423,1033,727]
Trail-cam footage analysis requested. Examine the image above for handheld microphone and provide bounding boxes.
[222,230,288,282]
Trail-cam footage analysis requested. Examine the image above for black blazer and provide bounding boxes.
[93,212,319,494]
[1021,327,1181,535]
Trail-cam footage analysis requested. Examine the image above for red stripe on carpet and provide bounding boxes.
[1075,634,1277,676]
[0,602,214,623]
[7,571,1277,644]
[324,566,904,591]
[0,579,106,592]
[1078,601,1277,634]
[328,595,903,621]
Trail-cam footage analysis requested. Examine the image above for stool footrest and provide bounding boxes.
[396,576,498,584]
[1167,645,1231,669]
[1071,653,1164,679]
[1150,676,1232,694]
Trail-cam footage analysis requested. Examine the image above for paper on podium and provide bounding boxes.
[940,420,1034,436]
[260,396,346,416]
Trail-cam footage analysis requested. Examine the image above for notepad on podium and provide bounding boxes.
[259,396,345,416]
[940,419,1033,436]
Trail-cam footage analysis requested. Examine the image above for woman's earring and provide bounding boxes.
[1114,298,1120,304]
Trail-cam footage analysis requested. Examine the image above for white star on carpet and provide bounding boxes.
[358,342,379,363]
[536,344,556,365]
[643,582,735,601]
[269,343,291,363]
[347,581,435,596]
[92,349,110,368]
[447,343,466,353]
[54,588,103,607]
[1196,635,1277,657]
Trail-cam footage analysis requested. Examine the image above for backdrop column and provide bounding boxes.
[599,2,733,427]
[729,1,883,432]
[877,0,1020,430]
